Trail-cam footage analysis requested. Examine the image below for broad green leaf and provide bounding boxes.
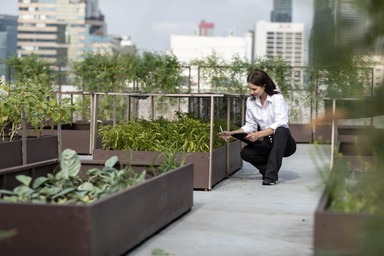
[0,189,15,196]
[105,156,118,168]
[77,182,95,192]
[39,186,62,196]
[32,177,49,189]
[75,191,88,199]
[87,168,101,176]
[0,229,17,241]
[135,171,146,184]
[151,248,169,256]
[13,186,34,196]
[59,149,81,178]
[52,187,76,200]
[2,196,18,203]
[101,166,117,173]
[16,175,32,186]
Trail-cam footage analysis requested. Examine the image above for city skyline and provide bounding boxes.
[0,0,313,52]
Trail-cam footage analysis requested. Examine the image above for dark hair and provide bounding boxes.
[247,69,280,95]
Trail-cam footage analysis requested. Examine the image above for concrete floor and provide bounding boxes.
[126,144,331,256]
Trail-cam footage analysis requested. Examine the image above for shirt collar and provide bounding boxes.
[254,94,273,106]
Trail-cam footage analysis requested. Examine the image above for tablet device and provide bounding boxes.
[231,132,259,144]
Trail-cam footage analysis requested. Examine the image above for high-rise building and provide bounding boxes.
[309,0,384,94]
[271,0,292,23]
[333,0,373,54]
[0,14,17,81]
[308,0,335,66]
[254,21,304,67]
[17,0,106,63]
[310,0,376,61]
[253,20,305,85]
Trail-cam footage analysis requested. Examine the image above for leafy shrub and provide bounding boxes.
[0,81,73,141]
[0,149,148,204]
[98,112,235,152]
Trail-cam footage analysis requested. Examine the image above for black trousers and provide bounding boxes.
[240,127,296,181]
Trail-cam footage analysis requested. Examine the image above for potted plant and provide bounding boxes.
[93,112,242,190]
[314,156,375,255]
[0,56,73,168]
[0,149,193,255]
[313,94,384,255]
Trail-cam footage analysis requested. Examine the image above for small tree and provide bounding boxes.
[136,51,183,93]
[6,54,53,87]
[190,51,292,96]
[0,81,73,140]
[71,51,129,92]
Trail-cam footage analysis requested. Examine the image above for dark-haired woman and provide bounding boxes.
[219,69,296,185]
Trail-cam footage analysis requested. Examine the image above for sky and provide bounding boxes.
[1,0,313,52]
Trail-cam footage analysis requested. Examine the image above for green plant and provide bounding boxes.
[136,51,183,93]
[0,55,74,140]
[190,51,292,95]
[151,248,173,256]
[0,81,73,141]
[153,144,187,176]
[6,54,52,87]
[0,229,17,242]
[71,51,129,92]
[0,149,147,204]
[315,55,373,99]
[323,156,377,214]
[98,112,234,152]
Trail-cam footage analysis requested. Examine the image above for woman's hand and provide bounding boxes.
[218,131,232,141]
[245,132,260,142]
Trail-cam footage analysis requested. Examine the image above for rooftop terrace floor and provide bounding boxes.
[127,144,330,256]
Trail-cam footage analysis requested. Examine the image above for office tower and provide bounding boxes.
[254,21,304,67]
[271,0,292,23]
[253,20,304,85]
[334,0,372,54]
[309,0,384,92]
[0,14,17,81]
[310,0,375,59]
[17,0,106,63]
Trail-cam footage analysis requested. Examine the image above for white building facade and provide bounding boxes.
[254,20,305,67]
[17,0,107,62]
[170,27,252,92]
[253,20,305,86]
[170,34,250,64]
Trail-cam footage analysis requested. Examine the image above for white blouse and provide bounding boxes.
[241,93,289,133]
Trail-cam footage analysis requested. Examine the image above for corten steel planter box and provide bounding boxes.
[314,190,372,256]
[93,140,243,190]
[0,159,193,256]
[289,123,313,143]
[228,140,243,175]
[25,123,102,155]
[313,124,332,144]
[0,135,58,169]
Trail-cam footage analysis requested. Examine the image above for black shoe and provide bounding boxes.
[262,179,276,186]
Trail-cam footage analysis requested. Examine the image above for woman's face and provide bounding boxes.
[248,83,265,98]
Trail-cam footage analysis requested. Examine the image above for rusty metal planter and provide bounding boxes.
[289,123,313,143]
[25,123,102,155]
[93,140,243,190]
[0,135,58,169]
[314,190,372,256]
[0,159,193,256]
